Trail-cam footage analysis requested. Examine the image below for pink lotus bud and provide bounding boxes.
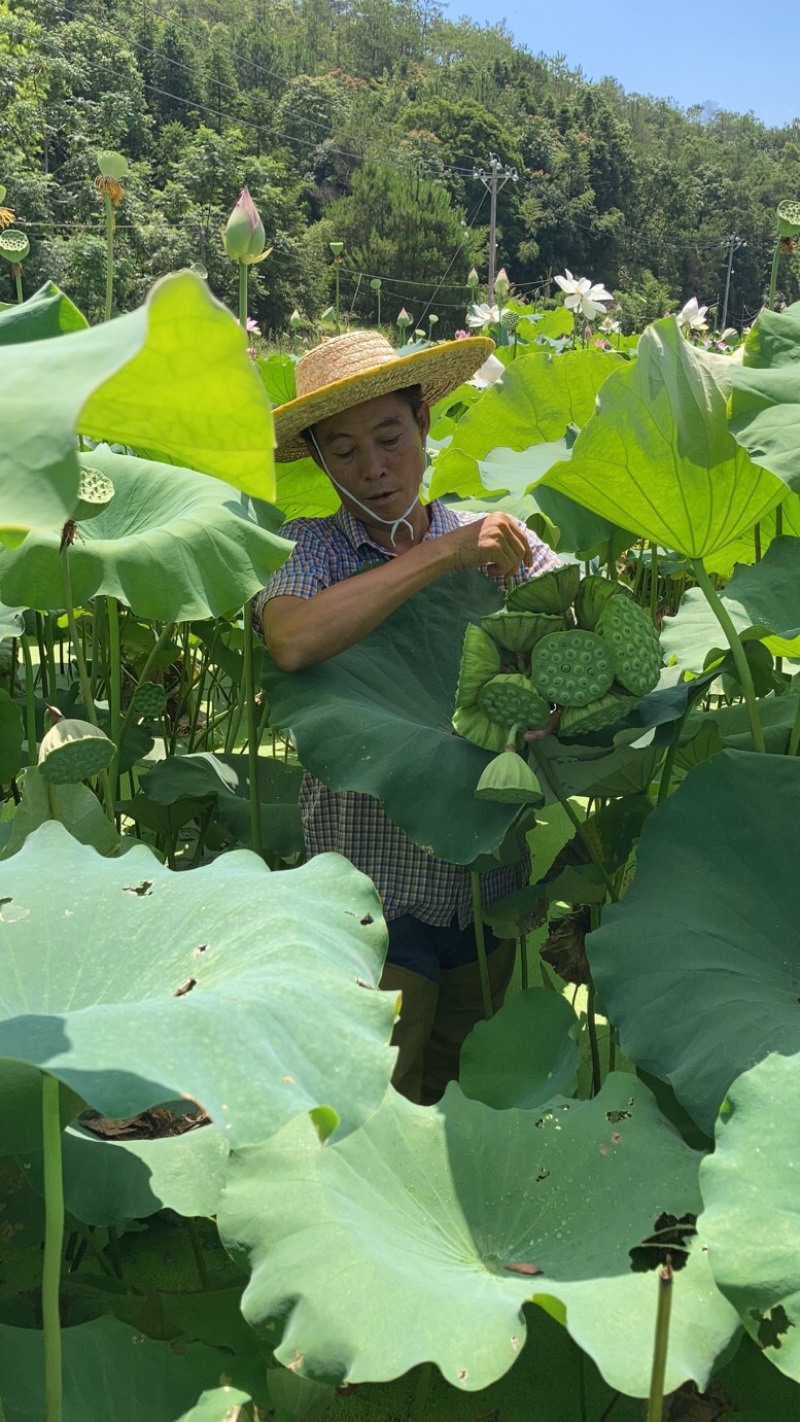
[223,187,266,263]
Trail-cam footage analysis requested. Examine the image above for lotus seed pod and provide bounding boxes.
[131,681,167,719]
[38,718,115,784]
[475,748,542,804]
[530,630,615,707]
[452,703,508,754]
[777,199,800,238]
[477,674,551,731]
[559,693,637,739]
[574,574,631,632]
[72,466,114,523]
[500,308,520,332]
[0,230,30,263]
[454,624,501,709]
[507,564,581,615]
[596,596,662,696]
[480,609,563,653]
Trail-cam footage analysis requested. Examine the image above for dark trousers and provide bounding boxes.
[379,914,516,1105]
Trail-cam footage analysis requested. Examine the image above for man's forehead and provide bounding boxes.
[314,393,410,443]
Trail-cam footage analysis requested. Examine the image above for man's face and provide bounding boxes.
[310,392,430,529]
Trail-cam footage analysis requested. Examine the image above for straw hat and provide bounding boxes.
[272,329,494,462]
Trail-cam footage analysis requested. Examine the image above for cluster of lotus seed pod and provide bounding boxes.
[454,565,662,758]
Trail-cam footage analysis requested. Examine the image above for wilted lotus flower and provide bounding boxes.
[676,297,709,333]
[554,270,613,321]
[222,187,268,264]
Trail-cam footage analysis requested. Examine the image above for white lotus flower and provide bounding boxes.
[599,313,621,334]
[466,302,500,331]
[676,297,709,332]
[468,353,505,389]
[554,269,613,321]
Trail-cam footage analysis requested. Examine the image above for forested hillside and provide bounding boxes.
[2,0,799,332]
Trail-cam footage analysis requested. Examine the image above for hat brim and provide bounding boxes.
[272,337,495,463]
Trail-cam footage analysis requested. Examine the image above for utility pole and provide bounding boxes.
[473,155,518,292]
[721,233,746,331]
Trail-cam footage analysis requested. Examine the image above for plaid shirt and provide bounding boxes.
[256,502,559,927]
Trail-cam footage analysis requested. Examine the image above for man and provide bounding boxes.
[257,329,559,1103]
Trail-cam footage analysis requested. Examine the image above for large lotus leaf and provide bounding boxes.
[276,455,339,520]
[0,280,87,344]
[22,1118,228,1225]
[0,271,275,537]
[715,1333,800,1421]
[535,736,661,800]
[218,1076,737,1396]
[140,752,303,858]
[176,1390,253,1422]
[661,536,800,669]
[539,318,785,558]
[704,492,800,579]
[263,572,524,863]
[587,749,800,1133]
[728,300,800,491]
[429,347,620,499]
[0,1315,261,1422]
[257,351,297,404]
[0,822,395,1146]
[459,988,579,1109]
[698,1052,800,1383]
[680,692,800,757]
[0,447,293,620]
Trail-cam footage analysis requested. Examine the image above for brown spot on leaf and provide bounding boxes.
[172,978,197,998]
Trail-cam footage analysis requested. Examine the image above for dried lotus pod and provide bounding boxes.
[477,673,551,731]
[454,623,501,710]
[131,681,167,719]
[479,609,563,653]
[530,630,614,707]
[507,563,580,616]
[475,746,543,804]
[559,692,637,739]
[38,718,115,784]
[573,574,631,632]
[72,466,114,523]
[452,703,508,753]
[596,596,661,697]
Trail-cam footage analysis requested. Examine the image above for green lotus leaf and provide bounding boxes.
[276,455,340,520]
[540,318,785,558]
[680,692,800,758]
[0,822,395,1147]
[0,1315,262,1422]
[0,280,87,344]
[661,536,800,670]
[264,573,525,862]
[0,764,125,860]
[0,270,276,537]
[21,1117,228,1226]
[139,752,303,859]
[703,493,800,579]
[0,447,292,621]
[459,988,579,1108]
[535,735,661,800]
[698,1052,800,1383]
[218,1077,737,1396]
[728,301,800,491]
[588,750,800,1133]
[176,1389,254,1422]
[429,347,621,499]
[454,621,502,708]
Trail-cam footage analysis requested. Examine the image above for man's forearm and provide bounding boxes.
[263,537,456,670]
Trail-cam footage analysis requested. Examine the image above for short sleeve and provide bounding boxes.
[251,521,335,634]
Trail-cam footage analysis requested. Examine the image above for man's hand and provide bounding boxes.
[443,512,533,577]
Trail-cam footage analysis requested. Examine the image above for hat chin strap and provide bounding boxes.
[309,431,421,547]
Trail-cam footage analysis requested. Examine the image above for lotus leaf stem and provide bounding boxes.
[41,1073,64,1422]
[60,546,97,728]
[186,1217,211,1289]
[656,709,689,806]
[767,240,781,311]
[20,634,37,766]
[470,871,493,1019]
[645,1258,673,1422]
[242,602,262,857]
[103,192,114,322]
[691,560,765,753]
[529,747,619,902]
[649,543,659,622]
[519,933,528,990]
[106,597,122,798]
[409,1362,434,1422]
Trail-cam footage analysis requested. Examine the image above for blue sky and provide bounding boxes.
[450,0,798,130]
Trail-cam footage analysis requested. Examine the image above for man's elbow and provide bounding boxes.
[264,624,316,672]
